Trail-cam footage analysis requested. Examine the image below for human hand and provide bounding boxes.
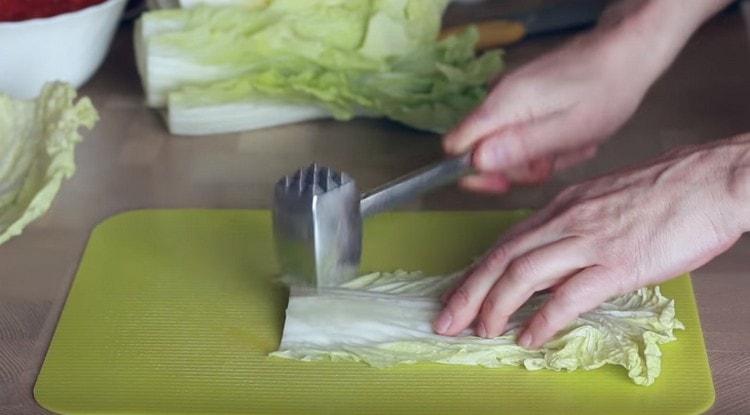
[446,0,728,193]
[443,31,647,192]
[434,134,750,348]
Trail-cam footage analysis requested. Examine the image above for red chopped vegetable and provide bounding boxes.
[0,0,108,22]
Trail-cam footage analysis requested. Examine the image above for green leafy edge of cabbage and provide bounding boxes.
[0,83,98,244]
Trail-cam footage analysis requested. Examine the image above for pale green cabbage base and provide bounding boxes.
[272,270,684,386]
[0,83,98,245]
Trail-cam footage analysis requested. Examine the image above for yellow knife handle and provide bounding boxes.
[440,20,526,49]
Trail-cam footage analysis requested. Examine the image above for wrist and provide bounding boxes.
[589,0,730,91]
[725,134,750,233]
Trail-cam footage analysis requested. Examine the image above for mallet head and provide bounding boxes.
[272,164,362,287]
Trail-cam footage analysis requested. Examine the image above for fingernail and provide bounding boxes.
[476,321,488,338]
[518,331,533,348]
[477,142,506,171]
[433,311,453,334]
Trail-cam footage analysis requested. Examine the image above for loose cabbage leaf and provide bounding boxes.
[272,270,684,386]
[0,83,98,244]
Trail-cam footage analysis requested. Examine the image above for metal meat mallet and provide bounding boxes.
[272,153,472,287]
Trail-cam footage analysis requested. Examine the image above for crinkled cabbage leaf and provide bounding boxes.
[0,83,98,244]
[272,270,684,386]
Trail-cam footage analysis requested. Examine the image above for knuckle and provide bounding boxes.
[555,201,600,235]
[576,199,601,219]
[483,244,513,269]
[479,298,510,333]
[604,268,632,295]
[614,275,630,296]
[507,255,537,281]
[551,285,579,312]
[599,248,627,267]
[535,306,556,331]
[591,246,614,268]
[480,294,508,320]
[449,286,472,309]
[506,129,533,164]
[480,295,498,316]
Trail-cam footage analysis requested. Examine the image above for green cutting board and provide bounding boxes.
[35,210,714,414]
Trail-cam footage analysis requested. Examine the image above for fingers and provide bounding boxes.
[503,157,554,184]
[518,265,618,349]
[434,234,545,336]
[459,173,511,193]
[459,144,596,195]
[472,115,578,172]
[433,207,562,336]
[477,237,590,338]
[459,148,591,194]
[459,157,553,194]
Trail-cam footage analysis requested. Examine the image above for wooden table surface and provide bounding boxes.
[1,3,749,414]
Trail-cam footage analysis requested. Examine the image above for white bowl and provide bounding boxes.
[0,0,127,99]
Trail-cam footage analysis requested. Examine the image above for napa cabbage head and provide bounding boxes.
[167,27,501,133]
[136,0,502,133]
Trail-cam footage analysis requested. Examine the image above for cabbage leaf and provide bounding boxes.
[0,83,98,244]
[272,270,684,386]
